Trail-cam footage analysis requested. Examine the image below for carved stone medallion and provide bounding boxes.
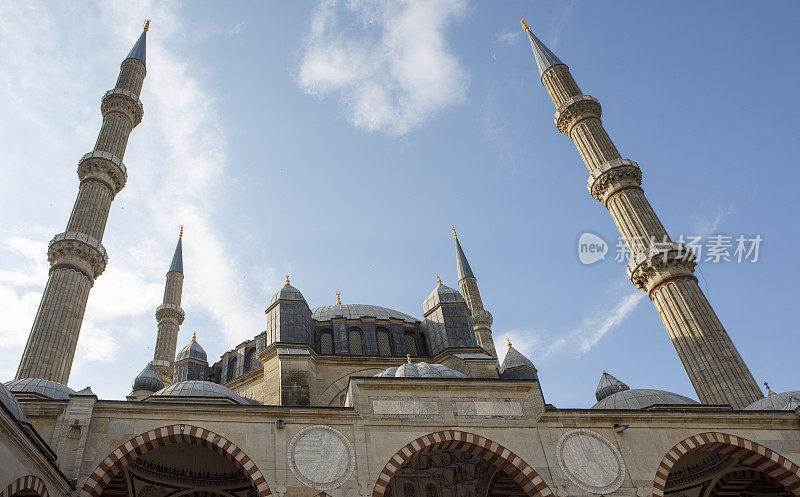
[287,425,355,490]
[556,429,626,494]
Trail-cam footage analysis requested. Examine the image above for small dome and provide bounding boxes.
[595,371,630,402]
[0,381,26,422]
[423,283,465,315]
[176,338,207,363]
[592,388,698,410]
[269,283,307,307]
[376,362,467,378]
[132,363,164,393]
[312,304,418,324]
[744,391,800,410]
[151,380,253,405]
[5,378,75,400]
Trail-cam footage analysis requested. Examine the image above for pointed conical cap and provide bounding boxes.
[169,237,183,274]
[522,24,564,76]
[595,371,630,402]
[500,346,536,373]
[455,237,475,281]
[125,30,147,66]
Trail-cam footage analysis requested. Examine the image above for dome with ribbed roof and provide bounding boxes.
[423,282,465,315]
[132,363,164,393]
[5,378,75,400]
[376,362,467,378]
[150,380,254,405]
[269,282,307,307]
[176,337,207,363]
[313,304,418,324]
[592,389,698,410]
[595,371,630,402]
[744,391,800,411]
[0,381,26,422]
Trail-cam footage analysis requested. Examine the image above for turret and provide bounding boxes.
[152,229,186,384]
[452,227,496,357]
[420,277,476,356]
[16,22,150,384]
[264,276,315,347]
[499,340,537,380]
[174,333,209,382]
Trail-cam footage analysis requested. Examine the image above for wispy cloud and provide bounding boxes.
[297,0,470,135]
[692,204,734,236]
[549,0,576,47]
[494,30,520,46]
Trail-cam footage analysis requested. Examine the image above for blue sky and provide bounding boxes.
[0,1,797,407]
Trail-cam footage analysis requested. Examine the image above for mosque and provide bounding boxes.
[2,18,799,497]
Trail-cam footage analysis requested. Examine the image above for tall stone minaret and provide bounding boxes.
[15,23,150,384]
[453,227,497,358]
[519,19,762,408]
[152,228,186,384]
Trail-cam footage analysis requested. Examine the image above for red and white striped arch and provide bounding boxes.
[372,430,553,497]
[0,475,49,497]
[79,424,271,497]
[653,432,800,497]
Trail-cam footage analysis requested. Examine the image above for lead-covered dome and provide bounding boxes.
[269,282,307,307]
[176,337,207,362]
[132,363,164,393]
[595,371,630,402]
[5,378,75,400]
[423,283,466,315]
[744,391,800,410]
[592,388,698,409]
[0,381,26,422]
[376,362,467,378]
[150,380,253,405]
[313,304,418,324]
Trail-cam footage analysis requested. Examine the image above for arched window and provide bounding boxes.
[226,356,237,381]
[424,484,437,497]
[403,332,418,356]
[384,486,393,497]
[402,482,416,497]
[348,328,363,355]
[418,332,428,356]
[244,348,257,373]
[320,331,333,354]
[377,329,392,356]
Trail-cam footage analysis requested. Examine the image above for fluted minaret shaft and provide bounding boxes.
[454,231,497,358]
[16,29,148,384]
[152,236,185,384]
[522,22,762,408]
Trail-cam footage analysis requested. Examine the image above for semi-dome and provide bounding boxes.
[269,282,307,307]
[744,391,800,411]
[376,362,467,378]
[0,381,26,422]
[150,380,253,405]
[176,337,207,363]
[5,378,75,400]
[592,388,698,410]
[313,304,418,324]
[132,363,164,393]
[423,282,466,315]
[595,371,630,402]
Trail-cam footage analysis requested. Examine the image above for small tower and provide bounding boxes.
[499,340,537,379]
[452,227,497,357]
[152,229,186,384]
[595,371,629,402]
[174,334,209,382]
[16,23,149,384]
[421,277,477,356]
[519,18,762,408]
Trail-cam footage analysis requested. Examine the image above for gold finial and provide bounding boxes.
[765,381,774,396]
[335,291,342,305]
[617,383,625,392]
[286,274,290,285]
[436,275,442,285]
[179,225,183,238]
[518,17,530,32]
[507,338,512,348]
[452,225,457,238]
[192,332,197,341]
[143,19,150,32]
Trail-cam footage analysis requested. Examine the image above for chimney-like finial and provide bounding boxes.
[285,274,290,285]
[436,274,442,285]
[518,17,530,32]
[143,19,150,32]
[507,338,512,347]
[764,381,774,396]
[179,225,183,238]
[335,291,342,305]
[192,332,197,341]
[452,225,457,238]
[406,354,412,363]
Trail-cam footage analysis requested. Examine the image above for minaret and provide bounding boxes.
[452,227,497,358]
[15,23,150,384]
[152,228,186,384]
[519,19,762,408]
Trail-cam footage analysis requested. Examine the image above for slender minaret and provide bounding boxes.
[519,19,762,408]
[15,23,150,384]
[152,228,186,384]
[452,227,497,358]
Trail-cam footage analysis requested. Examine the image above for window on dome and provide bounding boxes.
[377,329,391,356]
[404,332,418,356]
[349,329,363,355]
[402,482,416,497]
[320,331,333,355]
[424,484,438,497]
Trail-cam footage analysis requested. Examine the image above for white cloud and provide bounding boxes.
[692,204,734,237]
[494,30,520,46]
[297,0,470,135]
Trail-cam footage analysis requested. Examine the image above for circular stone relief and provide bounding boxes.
[288,425,355,490]
[556,429,626,494]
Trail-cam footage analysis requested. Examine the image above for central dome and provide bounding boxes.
[312,304,419,324]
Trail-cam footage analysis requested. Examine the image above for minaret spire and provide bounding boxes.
[452,227,496,358]
[16,26,149,384]
[152,229,186,384]
[522,22,763,408]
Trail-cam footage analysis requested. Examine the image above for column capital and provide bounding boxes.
[587,158,642,204]
[554,94,601,135]
[47,231,108,280]
[156,303,186,324]
[101,88,144,126]
[627,242,697,295]
[77,151,127,195]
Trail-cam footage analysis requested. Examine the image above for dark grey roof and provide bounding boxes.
[591,389,698,410]
[269,283,307,307]
[0,381,26,422]
[455,238,474,281]
[151,380,252,404]
[176,338,207,363]
[376,362,468,378]
[423,283,465,315]
[595,371,630,402]
[125,30,146,66]
[744,391,800,410]
[5,378,75,400]
[132,363,164,392]
[524,28,564,76]
[500,346,535,373]
[312,303,418,324]
[168,237,183,274]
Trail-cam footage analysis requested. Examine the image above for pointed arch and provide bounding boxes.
[653,432,800,497]
[372,430,553,497]
[0,475,49,497]
[79,424,271,497]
